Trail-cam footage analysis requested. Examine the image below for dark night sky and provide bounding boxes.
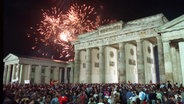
[3,0,184,60]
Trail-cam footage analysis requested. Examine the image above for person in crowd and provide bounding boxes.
[3,81,184,104]
[77,90,88,104]
[50,93,60,104]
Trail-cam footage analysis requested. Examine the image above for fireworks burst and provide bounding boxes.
[65,3,99,34]
[28,3,116,61]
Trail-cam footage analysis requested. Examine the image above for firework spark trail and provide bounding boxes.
[29,7,74,60]
[62,3,106,41]
[29,3,115,61]
[66,3,99,35]
[49,0,74,11]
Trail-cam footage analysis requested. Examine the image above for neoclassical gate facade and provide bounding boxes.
[73,13,184,84]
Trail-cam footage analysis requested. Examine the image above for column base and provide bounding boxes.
[159,75,166,83]
[165,72,173,84]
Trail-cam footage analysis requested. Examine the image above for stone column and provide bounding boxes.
[59,67,62,83]
[16,64,20,80]
[54,67,60,81]
[53,67,60,82]
[27,64,31,81]
[35,65,42,84]
[118,42,126,83]
[19,64,23,83]
[3,65,8,84]
[179,42,184,85]
[99,46,105,83]
[86,48,92,83]
[45,66,51,84]
[66,67,69,83]
[6,65,11,84]
[11,64,16,83]
[136,39,145,84]
[64,67,68,83]
[163,40,173,83]
[74,50,80,83]
[69,65,74,83]
[176,49,182,84]
[13,64,20,82]
[156,36,165,83]
[171,47,179,83]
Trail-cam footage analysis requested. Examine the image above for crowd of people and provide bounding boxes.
[3,81,184,104]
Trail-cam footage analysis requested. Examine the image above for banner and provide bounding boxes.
[24,80,30,84]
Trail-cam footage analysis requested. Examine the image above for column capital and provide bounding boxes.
[99,45,105,49]
[119,42,124,44]
[119,42,125,48]
[75,49,80,53]
[74,50,80,60]
[156,35,161,40]
[162,39,170,43]
[86,48,92,51]
[155,36,162,45]
[136,39,144,43]
[74,49,80,55]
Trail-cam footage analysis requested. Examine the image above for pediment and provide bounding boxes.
[157,14,184,32]
[3,53,19,62]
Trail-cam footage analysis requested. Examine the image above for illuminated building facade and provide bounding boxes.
[3,53,74,84]
[73,13,184,84]
[3,14,184,84]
